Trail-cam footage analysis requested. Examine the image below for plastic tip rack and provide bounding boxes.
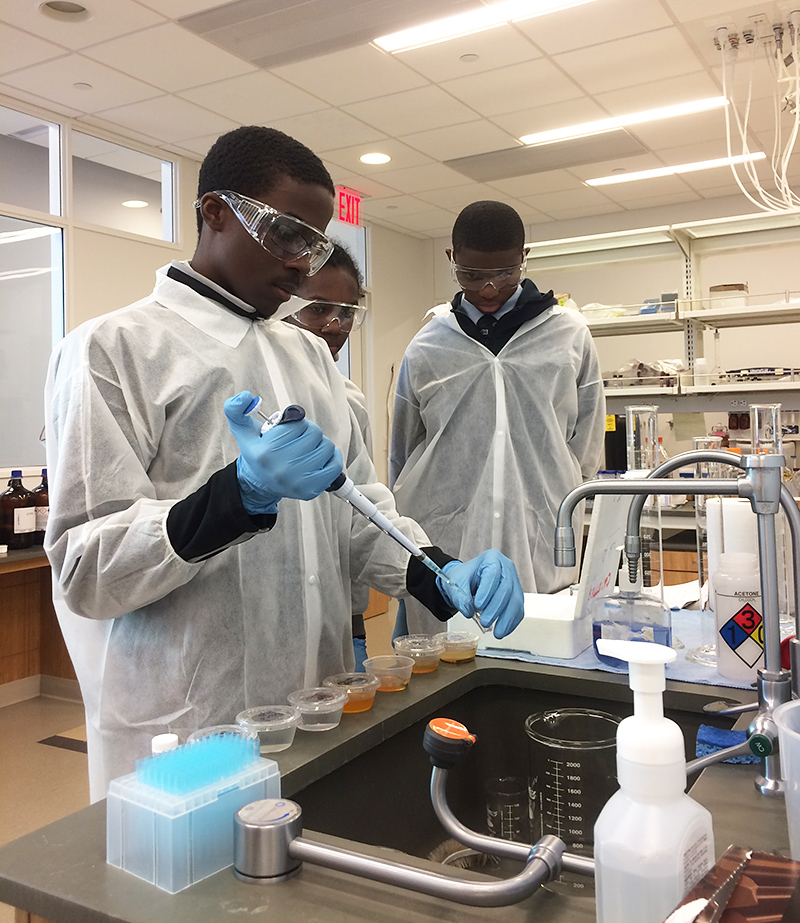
[135,733,259,795]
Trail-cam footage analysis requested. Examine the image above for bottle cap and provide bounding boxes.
[11,470,22,478]
[151,733,180,754]
[0,545,7,555]
[41,468,47,476]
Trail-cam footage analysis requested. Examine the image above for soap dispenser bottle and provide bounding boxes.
[593,639,714,923]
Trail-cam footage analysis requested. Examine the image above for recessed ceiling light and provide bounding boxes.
[460,53,479,63]
[374,0,600,53]
[73,82,92,90]
[39,1,91,22]
[519,97,729,147]
[360,152,391,165]
[585,152,767,186]
[122,200,148,208]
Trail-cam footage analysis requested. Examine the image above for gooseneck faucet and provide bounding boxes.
[554,449,800,797]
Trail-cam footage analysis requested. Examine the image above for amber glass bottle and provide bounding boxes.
[32,468,49,545]
[0,470,36,550]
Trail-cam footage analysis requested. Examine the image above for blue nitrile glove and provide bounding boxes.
[436,550,524,640]
[224,391,343,515]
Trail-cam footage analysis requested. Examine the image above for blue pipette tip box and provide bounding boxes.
[106,745,280,893]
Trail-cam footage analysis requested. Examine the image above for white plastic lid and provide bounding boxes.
[151,733,179,754]
[0,544,7,555]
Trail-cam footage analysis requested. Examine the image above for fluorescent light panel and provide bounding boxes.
[519,97,729,146]
[374,0,600,53]
[586,152,767,186]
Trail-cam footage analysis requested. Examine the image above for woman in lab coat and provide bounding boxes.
[45,128,523,800]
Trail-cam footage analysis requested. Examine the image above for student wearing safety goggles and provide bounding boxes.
[390,200,606,636]
[44,129,525,801]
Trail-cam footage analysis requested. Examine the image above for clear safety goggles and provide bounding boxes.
[451,260,526,292]
[201,190,334,276]
[290,300,367,332]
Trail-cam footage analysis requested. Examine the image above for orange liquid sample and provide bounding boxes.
[440,649,477,663]
[377,676,408,692]
[411,660,440,674]
[342,694,375,713]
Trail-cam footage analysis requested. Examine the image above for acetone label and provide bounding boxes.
[718,599,764,667]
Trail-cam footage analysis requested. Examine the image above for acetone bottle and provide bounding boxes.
[593,639,714,923]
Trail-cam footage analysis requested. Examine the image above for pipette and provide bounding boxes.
[244,398,488,633]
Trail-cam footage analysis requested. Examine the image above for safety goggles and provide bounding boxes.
[290,300,367,332]
[450,260,526,292]
[203,190,334,276]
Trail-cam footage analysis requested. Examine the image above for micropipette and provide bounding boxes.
[244,398,488,633]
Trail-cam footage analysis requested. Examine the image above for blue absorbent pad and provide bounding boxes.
[695,724,760,764]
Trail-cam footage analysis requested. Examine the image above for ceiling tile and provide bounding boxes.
[491,96,609,139]
[592,72,723,117]
[398,121,518,161]
[554,28,704,95]
[268,108,386,151]
[83,23,255,93]
[594,175,696,202]
[369,162,470,194]
[518,186,617,213]
[615,190,703,209]
[342,85,479,136]
[627,109,728,150]
[440,58,584,117]
[0,83,82,119]
[0,55,163,113]
[168,132,222,158]
[0,22,67,75]
[696,182,756,200]
[0,0,165,49]
[272,44,427,105]
[393,24,541,83]
[656,140,741,166]
[361,195,438,218]
[320,138,432,173]
[323,171,402,199]
[536,202,625,220]
[90,95,239,143]
[664,0,759,23]
[514,0,672,54]
[487,171,581,196]
[393,207,460,232]
[178,71,327,123]
[413,183,515,209]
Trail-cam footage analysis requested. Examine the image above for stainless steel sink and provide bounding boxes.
[291,680,738,861]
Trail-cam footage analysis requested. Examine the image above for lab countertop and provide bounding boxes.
[0,658,789,923]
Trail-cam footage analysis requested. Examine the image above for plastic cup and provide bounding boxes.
[526,707,620,894]
[774,700,800,859]
[362,655,415,692]
[323,672,380,713]
[235,706,299,753]
[393,634,445,673]
[287,687,347,731]
[186,724,258,744]
[434,631,480,663]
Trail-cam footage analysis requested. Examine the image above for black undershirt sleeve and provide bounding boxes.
[166,461,276,563]
[406,545,458,622]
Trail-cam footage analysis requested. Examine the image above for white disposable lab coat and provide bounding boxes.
[45,263,427,799]
[342,375,373,618]
[390,304,605,633]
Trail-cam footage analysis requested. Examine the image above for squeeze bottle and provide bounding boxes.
[593,639,714,923]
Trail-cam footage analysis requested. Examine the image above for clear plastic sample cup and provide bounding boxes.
[393,634,445,673]
[774,700,800,860]
[434,631,480,663]
[236,705,299,753]
[186,724,258,744]
[323,672,380,713]
[526,708,620,894]
[362,655,415,692]
[287,687,347,731]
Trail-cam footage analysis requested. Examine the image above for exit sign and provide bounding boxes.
[336,186,362,226]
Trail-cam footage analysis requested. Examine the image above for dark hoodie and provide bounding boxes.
[451,278,558,356]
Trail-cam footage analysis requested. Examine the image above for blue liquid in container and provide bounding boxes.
[592,621,673,668]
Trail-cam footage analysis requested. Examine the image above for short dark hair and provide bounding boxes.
[196,125,335,234]
[324,242,365,298]
[452,200,525,253]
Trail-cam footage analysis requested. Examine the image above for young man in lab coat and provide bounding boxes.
[44,128,524,800]
[390,200,605,634]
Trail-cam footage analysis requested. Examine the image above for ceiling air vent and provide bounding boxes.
[444,129,648,183]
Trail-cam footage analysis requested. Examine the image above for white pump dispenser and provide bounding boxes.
[593,639,714,923]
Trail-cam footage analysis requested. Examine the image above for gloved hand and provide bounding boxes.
[224,391,343,515]
[436,550,524,639]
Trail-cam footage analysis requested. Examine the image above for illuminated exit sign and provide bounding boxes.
[336,186,362,226]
